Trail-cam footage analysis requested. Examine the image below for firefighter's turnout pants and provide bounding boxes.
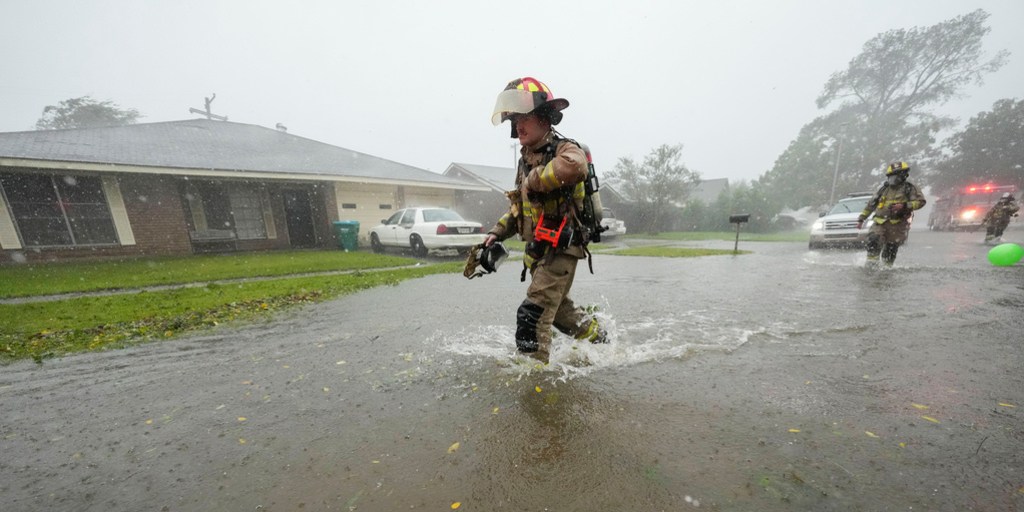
[866,221,910,265]
[986,219,1011,239]
[516,252,594,363]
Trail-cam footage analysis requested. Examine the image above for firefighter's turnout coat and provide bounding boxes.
[487,131,600,361]
[983,199,1020,226]
[859,180,927,259]
[489,132,588,261]
[983,198,1020,239]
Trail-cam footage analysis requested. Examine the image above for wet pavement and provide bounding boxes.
[1,229,1022,511]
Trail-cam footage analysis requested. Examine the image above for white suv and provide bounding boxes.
[808,193,874,249]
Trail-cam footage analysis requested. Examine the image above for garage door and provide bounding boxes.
[334,183,396,242]
[403,187,454,209]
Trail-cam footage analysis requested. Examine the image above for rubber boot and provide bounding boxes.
[533,337,551,364]
[865,233,882,268]
[881,243,899,267]
[515,301,543,355]
[575,318,608,344]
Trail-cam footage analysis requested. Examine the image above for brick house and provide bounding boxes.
[0,119,487,263]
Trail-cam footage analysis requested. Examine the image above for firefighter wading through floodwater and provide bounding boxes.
[474,76,608,364]
[856,161,926,267]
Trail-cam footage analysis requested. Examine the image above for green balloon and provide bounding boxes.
[987,243,1024,266]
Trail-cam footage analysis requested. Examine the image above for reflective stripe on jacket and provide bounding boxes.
[859,181,927,225]
[983,201,1020,223]
[488,131,588,258]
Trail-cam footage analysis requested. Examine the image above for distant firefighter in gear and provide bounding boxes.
[857,161,926,267]
[981,193,1019,244]
[483,76,607,363]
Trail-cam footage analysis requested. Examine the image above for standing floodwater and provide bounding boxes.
[1,230,1022,511]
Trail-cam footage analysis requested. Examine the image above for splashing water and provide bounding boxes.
[428,309,762,381]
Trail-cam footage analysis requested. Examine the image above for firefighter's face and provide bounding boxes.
[512,113,550,147]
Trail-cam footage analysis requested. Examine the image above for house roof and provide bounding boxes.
[443,162,516,192]
[0,119,486,190]
[445,163,633,205]
[602,177,728,205]
[691,178,729,203]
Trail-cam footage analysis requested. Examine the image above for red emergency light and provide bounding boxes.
[965,184,997,194]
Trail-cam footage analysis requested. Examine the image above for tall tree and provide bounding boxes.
[35,96,141,130]
[817,9,1007,121]
[762,9,1007,209]
[929,98,1024,192]
[606,144,701,234]
[757,117,841,210]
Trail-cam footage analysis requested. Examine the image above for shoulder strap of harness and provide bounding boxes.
[548,136,597,274]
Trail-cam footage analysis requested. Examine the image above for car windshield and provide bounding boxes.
[421,208,464,223]
[828,197,869,215]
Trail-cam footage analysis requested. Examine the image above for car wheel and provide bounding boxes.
[808,241,819,250]
[410,235,428,257]
[370,233,384,254]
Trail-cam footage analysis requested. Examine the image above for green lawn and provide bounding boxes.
[0,250,418,298]
[0,250,460,361]
[606,246,750,257]
[624,231,808,242]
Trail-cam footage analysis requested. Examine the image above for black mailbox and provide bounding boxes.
[729,213,750,252]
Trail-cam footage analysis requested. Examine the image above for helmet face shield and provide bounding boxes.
[480,242,508,273]
[490,76,570,127]
[491,89,539,126]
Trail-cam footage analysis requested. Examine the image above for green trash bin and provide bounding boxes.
[332,220,360,251]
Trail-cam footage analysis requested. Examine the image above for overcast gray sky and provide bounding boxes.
[2,0,1021,183]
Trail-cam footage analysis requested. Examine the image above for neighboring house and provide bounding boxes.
[442,162,514,226]
[595,181,629,212]
[0,119,488,263]
[690,178,729,204]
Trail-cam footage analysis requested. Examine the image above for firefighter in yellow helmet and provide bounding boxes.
[483,77,607,363]
[981,192,1020,244]
[856,161,927,267]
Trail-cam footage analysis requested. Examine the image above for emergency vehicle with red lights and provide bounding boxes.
[928,183,1018,231]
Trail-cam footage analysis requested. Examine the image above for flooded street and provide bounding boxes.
[2,229,1022,511]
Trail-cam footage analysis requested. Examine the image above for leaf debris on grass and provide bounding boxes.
[1,262,461,362]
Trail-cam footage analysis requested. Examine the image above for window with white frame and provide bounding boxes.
[185,181,271,241]
[227,186,268,240]
[0,173,118,247]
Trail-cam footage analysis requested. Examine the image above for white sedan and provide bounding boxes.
[600,208,627,238]
[368,207,486,257]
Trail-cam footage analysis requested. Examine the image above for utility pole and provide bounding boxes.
[828,137,844,206]
[828,122,850,206]
[189,93,228,121]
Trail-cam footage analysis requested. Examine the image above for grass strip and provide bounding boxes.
[0,250,418,298]
[0,262,461,362]
[625,231,807,242]
[606,246,750,257]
